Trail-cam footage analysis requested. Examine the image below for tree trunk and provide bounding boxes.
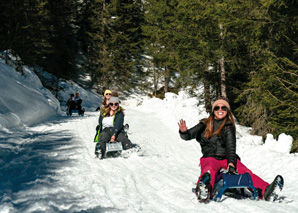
[219,23,227,97]
[164,65,169,93]
[101,0,108,89]
[54,76,59,98]
[5,51,8,64]
[153,64,157,97]
[219,55,227,97]
[203,65,212,114]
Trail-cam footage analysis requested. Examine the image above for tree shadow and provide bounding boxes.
[0,127,114,212]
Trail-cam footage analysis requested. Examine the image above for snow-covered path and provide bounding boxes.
[1,105,298,213]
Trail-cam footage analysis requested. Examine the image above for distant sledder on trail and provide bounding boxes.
[66,92,85,116]
[178,96,284,202]
[93,96,137,159]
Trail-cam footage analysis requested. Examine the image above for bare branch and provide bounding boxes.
[276,76,298,95]
[276,63,298,77]
[266,90,298,110]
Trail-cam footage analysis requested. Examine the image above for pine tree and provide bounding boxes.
[42,0,79,79]
[236,0,298,152]
[106,0,145,90]
[82,0,144,92]
[174,0,221,99]
[0,0,80,81]
[143,0,181,96]
[0,0,29,66]
[0,1,15,55]
[17,0,51,67]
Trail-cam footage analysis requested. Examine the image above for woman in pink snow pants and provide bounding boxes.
[178,96,283,202]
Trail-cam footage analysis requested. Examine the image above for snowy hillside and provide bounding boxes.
[0,60,60,129]
[33,66,102,112]
[0,62,298,213]
[0,59,101,129]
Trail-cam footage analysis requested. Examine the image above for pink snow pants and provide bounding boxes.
[198,157,269,197]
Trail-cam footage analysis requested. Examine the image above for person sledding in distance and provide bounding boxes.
[67,92,84,116]
[96,89,112,112]
[94,96,133,158]
[73,92,85,115]
[66,93,75,115]
[178,96,284,202]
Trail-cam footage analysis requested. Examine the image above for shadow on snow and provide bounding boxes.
[0,124,112,212]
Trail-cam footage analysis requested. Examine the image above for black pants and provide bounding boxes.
[97,127,133,153]
[69,101,83,115]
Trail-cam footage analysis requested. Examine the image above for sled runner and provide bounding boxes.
[212,172,258,202]
[66,108,85,116]
[95,142,141,159]
[192,171,258,202]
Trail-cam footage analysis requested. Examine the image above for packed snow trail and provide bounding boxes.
[1,107,297,213]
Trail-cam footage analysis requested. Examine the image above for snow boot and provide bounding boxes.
[196,172,212,202]
[124,124,129,134]
[95,143,102,158]
[264,175,284,201]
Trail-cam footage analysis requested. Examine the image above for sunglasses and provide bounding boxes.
[214,106,227,111]
[105,93,111,96]
[109,103,119,107]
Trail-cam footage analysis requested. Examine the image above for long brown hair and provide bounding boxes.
[102,105,125,117]
[203,109,235,139]
[101,96,109,106]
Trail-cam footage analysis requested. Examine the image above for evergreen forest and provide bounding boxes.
[0,0,297,152]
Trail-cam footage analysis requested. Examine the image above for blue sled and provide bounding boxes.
[213,172,258,202]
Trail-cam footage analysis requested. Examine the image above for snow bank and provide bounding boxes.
[0,60,61,129]
[0,59,102,129]
[264,133,293,154]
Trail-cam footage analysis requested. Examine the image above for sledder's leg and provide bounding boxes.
[116,132,133,150]
[98,129,112,158]
[196,172,212,201]
[198,157,222,190]
[95,143,101,158]
[196,158,223,200]
[236,159,269,198]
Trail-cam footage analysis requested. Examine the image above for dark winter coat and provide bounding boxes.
[94,107,125,142]
[66,98,74,108]
[179,119,238,168]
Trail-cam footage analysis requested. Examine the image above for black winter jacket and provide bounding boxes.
[179,119,238,168]
[94,107,125,142]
